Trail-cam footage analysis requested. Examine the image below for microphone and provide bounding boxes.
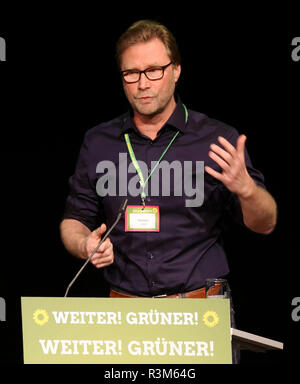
[64,198,128,297]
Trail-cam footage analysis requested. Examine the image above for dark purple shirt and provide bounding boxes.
[63,98,265,296]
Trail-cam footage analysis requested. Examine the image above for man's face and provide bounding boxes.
[120,38,181,117]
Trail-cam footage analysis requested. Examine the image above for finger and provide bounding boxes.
[94,261,113,269]
[91,239,112,259]
[208,150,230,170]
[91,253,114,268]
[217,136,236,155]
[92,260,113,268]
[100,247,113,260]
[205,165,223,181]
[93,223,107,238]
[98,238,113,254]
[236,134,247,155]
[87,239,112,260]
[91,253,113,263]
[210,142,232,164]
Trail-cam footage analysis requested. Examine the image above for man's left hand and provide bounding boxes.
[205,134,255,198]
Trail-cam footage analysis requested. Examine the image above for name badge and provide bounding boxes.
[125,206,160,232]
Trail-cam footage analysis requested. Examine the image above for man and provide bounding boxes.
[60,20,277,299]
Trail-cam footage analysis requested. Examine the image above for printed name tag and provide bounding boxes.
[125,206,160,232]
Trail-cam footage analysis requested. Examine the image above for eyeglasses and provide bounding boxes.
[121,62,173,84]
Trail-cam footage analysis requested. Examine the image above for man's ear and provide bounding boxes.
[173,64,181,83]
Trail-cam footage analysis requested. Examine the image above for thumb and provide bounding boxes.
[93,223,107,239]
[236,134,247,154]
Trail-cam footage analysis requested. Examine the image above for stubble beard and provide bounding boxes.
[132,88,175,119]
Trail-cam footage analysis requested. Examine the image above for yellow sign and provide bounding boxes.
[21,297,232,364]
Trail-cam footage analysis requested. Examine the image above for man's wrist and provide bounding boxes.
[238,177,257,200]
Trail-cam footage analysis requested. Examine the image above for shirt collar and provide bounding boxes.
[120,95,187,138]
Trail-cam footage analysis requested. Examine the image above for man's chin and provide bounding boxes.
[135,104,163,117]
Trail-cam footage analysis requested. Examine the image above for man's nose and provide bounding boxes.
[138,72,151,89]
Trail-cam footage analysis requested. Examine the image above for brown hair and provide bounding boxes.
[116,20,181,69]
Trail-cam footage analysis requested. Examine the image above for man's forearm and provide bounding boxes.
[60,219,91,259]
[238,179,277,234]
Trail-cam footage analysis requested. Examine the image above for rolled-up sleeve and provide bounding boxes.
[62,134,104,231]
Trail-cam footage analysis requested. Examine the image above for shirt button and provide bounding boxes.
[147,252,154,259]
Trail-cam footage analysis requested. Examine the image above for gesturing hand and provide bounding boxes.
[205,134,255,198]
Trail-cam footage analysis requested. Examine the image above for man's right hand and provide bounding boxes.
[81,223,114,268]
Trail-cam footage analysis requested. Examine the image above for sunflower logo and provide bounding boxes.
[203,311,219,328]
[33,309,49,326]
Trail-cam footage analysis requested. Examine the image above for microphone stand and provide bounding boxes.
[64,198,128,297]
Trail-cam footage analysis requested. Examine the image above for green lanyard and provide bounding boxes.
[124,104,188,206]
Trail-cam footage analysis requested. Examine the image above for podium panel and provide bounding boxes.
[21,297,232,364]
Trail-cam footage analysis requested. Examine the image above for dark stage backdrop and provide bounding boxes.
[0,5,299,367]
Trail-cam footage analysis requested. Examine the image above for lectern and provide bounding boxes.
[231,328,283,353]
[21,297,283,364]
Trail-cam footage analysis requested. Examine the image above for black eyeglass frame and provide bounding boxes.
[121,62,173,84]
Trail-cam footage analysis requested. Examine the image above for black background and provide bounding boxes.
[0,4,299,367]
